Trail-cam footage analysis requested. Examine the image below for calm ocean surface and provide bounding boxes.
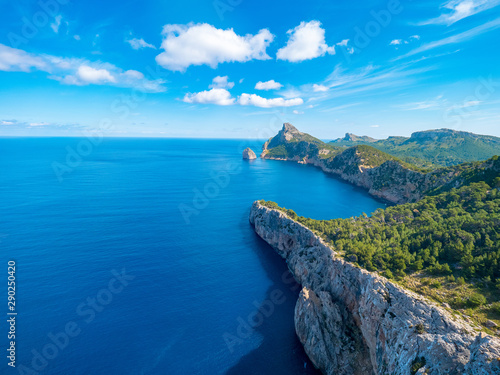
[0,138,385,375]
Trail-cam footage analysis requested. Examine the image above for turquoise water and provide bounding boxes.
[0,138,385,374]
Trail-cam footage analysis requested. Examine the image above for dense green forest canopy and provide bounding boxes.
[261,181,500,283]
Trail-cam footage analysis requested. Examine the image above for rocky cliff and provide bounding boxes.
[261,124,464,204]
[249,201,500,375]
[242,147,257,160]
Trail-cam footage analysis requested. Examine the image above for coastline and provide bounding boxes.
[249,200,500,374]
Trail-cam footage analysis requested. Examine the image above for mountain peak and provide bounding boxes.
[343,133,356,141]
[282,123,300,133]
[338,133,377,143]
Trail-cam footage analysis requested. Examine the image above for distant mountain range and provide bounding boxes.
[330,128,500,168]
[260,123,500,204]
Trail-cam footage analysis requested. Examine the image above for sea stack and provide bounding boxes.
[242,147,257,160]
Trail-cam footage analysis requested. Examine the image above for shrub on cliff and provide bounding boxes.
[468,293,487,307]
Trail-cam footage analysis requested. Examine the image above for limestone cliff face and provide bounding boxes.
[249,201,500,375]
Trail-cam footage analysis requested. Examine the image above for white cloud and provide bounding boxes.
[336,39,354,54]
[183,88,235,106]
[305,63,435,107]
[0,120,16,125]
[156,23,274,71]
[209,76,234,89]
[50,15,62,33]
[29,122,49,127]
[313,84,329,92]
[0,44,46,72]
[390,36,420,47]
[370,125,380,128]
[397,95,447,111]
[421,0,500,25]
[293,110,304,114]
[320,103,363,113]
[397,17,500,59]
[0,43,166,92]
[463,100,481,107]
[182,86,303,108]
[183,76,302,108]
[238,93,303,108]
[277,21,335,62]
[126,38,156,50]
[76,65,116,84]
[255,80,283,90]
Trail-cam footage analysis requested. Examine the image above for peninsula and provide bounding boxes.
[251,123,500,374]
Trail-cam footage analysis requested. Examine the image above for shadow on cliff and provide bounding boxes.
[224,211,321,375]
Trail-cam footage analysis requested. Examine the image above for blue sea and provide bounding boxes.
[0,138,385,375]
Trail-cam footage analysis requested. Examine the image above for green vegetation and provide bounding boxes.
[492,302,500,314]
[344,145,428,173]
[266,144,289,158]
[260,124,500,330]
[264,140,341,160]
[264,182,500,283]
[264,124,431,173]
[411,356,427,375]
[468,293,487,308]
[287,131,326,145]
[426,156,500,197]
[259,179,500,329]
[330,129,500,168]
[415,323,426,334]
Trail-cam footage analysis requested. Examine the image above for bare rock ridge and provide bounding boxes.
[338,133,378,143]
[260,123,303,156]
[249,201,500,375]
[242,147,257,160]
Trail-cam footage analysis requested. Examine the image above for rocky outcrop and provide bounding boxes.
[242,147,257,160]
[249,201,500,375]
[331,133,378,144]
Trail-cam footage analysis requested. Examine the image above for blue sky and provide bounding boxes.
[0,0,499,139]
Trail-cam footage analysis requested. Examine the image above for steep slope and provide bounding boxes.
[250,201,500,375]
[429,155,500,195]
[330,128,500,168]
[261,123,343,161]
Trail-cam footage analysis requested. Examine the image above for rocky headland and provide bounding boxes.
[249,201,500,375]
